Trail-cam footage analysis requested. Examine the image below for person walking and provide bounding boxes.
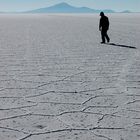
[99,12,110,44]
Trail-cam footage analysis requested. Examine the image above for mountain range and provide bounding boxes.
[25,2,131,13]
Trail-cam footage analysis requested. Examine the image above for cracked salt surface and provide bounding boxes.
[0,14,140,140]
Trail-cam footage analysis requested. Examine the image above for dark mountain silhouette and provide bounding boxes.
[26,2,115,13]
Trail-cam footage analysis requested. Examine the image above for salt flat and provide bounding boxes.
[0,14,140,140]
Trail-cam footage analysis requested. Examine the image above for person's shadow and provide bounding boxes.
[107,43,136,49]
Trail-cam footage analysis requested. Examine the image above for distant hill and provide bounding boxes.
[26,2,115,13]
[121,10,131,13]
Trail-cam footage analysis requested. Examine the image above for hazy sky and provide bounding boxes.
[0,0,139,12]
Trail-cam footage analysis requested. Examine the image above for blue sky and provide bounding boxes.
[0,0,139,12]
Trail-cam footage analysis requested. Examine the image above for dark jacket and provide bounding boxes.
[99,16,109,30]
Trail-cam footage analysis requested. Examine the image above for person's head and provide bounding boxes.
[100,12,104,17]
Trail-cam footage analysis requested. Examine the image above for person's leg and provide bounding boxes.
[101,30,105,43]
[104,30,110,42]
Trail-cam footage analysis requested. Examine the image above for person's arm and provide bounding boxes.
[99,19,102,31]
